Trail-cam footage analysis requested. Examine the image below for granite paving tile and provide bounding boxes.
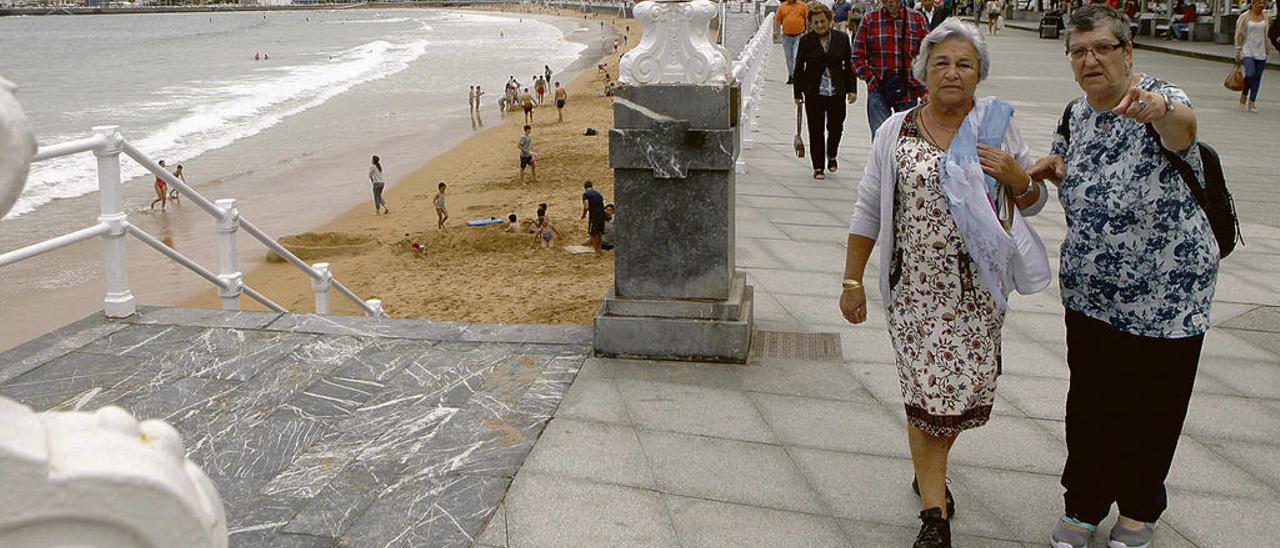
[185,414,329,480]
[329,338,436,382]
[336,474,510,548]
[396,402,547,481]
[750,392,910,458]
[734,357,878,403]
[76,324,207,356]
[474,503,508,548]
[836,520,1024,548]
[1204,438,1280,493]
[266,313,471,341]
[182,329,320,381]
[505,472,679,548]
[788,448,1013,539]
[280,459,400,538]
[461,322,593,345]
[1165,436,1276,499]
[0,351,156,410]
[638,429,823,514]
[122,306,284,330]
[665,495,852,548]
[1153,490,1280,547]
[109,376,242,423]
[228,531,336,548]
[617,378,777,443]
[0,312,128,384]
[554,376,630,425]
[521,417,655,489]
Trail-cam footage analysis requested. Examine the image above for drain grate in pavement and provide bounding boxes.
[750,330,843,362]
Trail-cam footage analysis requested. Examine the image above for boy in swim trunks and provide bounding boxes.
[520,88,535,124]
[433,182,448,229]
[517,125,535,184]
[554,82,567,123]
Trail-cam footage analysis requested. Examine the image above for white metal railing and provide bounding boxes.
[731,12,774,174]
[0,126,384,319]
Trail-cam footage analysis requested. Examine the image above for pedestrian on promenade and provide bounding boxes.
[433,182,448,229]
[918,0,951,31]
[840,19,1048,548]
[580,181,607,256]
[774,0,810,84]
[793,3,857,180]
[517,125,536,184]
[853,0,930,140]
[832,0,853,31]
[985,0,1002,35]
[150,160,168,211]
[1026,7,1218,548]
[554,82,567,122]
[369,155,389,215]
[1235,0,1272,112]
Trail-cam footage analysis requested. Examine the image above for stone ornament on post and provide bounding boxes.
[0,397,228,548]
[0,75,37,219]
[619,0,733,86]
[595,0,755,363]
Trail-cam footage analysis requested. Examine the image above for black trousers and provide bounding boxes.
[1061,309,1204,525]
[804,94,846,171]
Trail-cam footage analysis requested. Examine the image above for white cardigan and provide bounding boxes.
[847,97,1048,305]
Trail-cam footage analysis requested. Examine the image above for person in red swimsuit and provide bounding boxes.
[150,160,168,211]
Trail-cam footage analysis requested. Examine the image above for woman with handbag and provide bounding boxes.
[839,19,1048,548]
[793,3,857,180]
[1234,0,1272,112]
[1026,6,1219,548]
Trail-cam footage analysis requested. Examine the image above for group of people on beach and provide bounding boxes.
[493,67,569,124]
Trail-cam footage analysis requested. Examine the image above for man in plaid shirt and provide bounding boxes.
[852,0,930,139]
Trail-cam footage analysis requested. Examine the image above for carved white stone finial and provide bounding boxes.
[0,75,38,219]
[619,0,733,86]
[0,396,228,548]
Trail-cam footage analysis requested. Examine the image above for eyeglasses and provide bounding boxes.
[1066,41,1127,61]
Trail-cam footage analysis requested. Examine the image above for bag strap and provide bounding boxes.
[1142,124,1208,213]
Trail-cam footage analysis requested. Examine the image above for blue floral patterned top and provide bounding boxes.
[1049,74,1218,338]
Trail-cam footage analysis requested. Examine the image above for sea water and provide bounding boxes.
[1,9,587,218]
[0,8,599,351]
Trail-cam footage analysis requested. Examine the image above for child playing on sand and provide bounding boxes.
[433,182,448,229]
[167,164,186,202]
[531,203,560,250]
[505,213,520,233]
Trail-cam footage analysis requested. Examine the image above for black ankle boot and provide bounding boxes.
[913,507,952,548]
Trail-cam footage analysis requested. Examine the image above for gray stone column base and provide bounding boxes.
[593,272,754,363]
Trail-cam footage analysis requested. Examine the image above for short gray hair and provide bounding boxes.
[911,18,990,84]
[1065,5,1131,49]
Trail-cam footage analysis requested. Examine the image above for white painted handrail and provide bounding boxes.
[0,126,382,318]
[732,12,774,173]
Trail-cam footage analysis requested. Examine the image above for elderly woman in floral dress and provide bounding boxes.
[839,18,1049,548]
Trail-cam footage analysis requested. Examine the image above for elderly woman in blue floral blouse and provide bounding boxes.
[1027,6,1219,548]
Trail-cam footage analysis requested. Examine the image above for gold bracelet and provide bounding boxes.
[841,279,863,290]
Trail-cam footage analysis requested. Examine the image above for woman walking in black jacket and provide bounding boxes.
[794,3,857,180]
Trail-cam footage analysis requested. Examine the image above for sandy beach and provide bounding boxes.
[183,7,638,326]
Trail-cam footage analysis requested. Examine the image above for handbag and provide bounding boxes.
[794,103,806,158]
[1225,62,1245,92]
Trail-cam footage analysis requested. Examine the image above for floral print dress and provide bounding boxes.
[887,110,1004,438]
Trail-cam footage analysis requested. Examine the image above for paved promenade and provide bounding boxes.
[483,29,1280,547]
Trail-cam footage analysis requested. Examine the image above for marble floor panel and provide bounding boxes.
[0,308,589,548]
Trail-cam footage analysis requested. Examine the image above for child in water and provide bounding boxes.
[433,182,448,229]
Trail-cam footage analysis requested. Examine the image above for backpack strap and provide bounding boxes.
[1142,124,1208,212]
[1056,101,1073,145]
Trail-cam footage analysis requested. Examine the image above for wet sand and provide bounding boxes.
[181,7,637,325]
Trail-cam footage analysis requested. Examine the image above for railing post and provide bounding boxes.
[92,126,135,318]
[311,262,331,315]
[365,299,384,318]
[214,199,242,311]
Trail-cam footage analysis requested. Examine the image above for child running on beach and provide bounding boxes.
[150,160,168,211]
[433,182,448,229]
[167,164,186,202]
[531,203,560,250]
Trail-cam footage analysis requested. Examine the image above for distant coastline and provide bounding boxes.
[0,0,632,17]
